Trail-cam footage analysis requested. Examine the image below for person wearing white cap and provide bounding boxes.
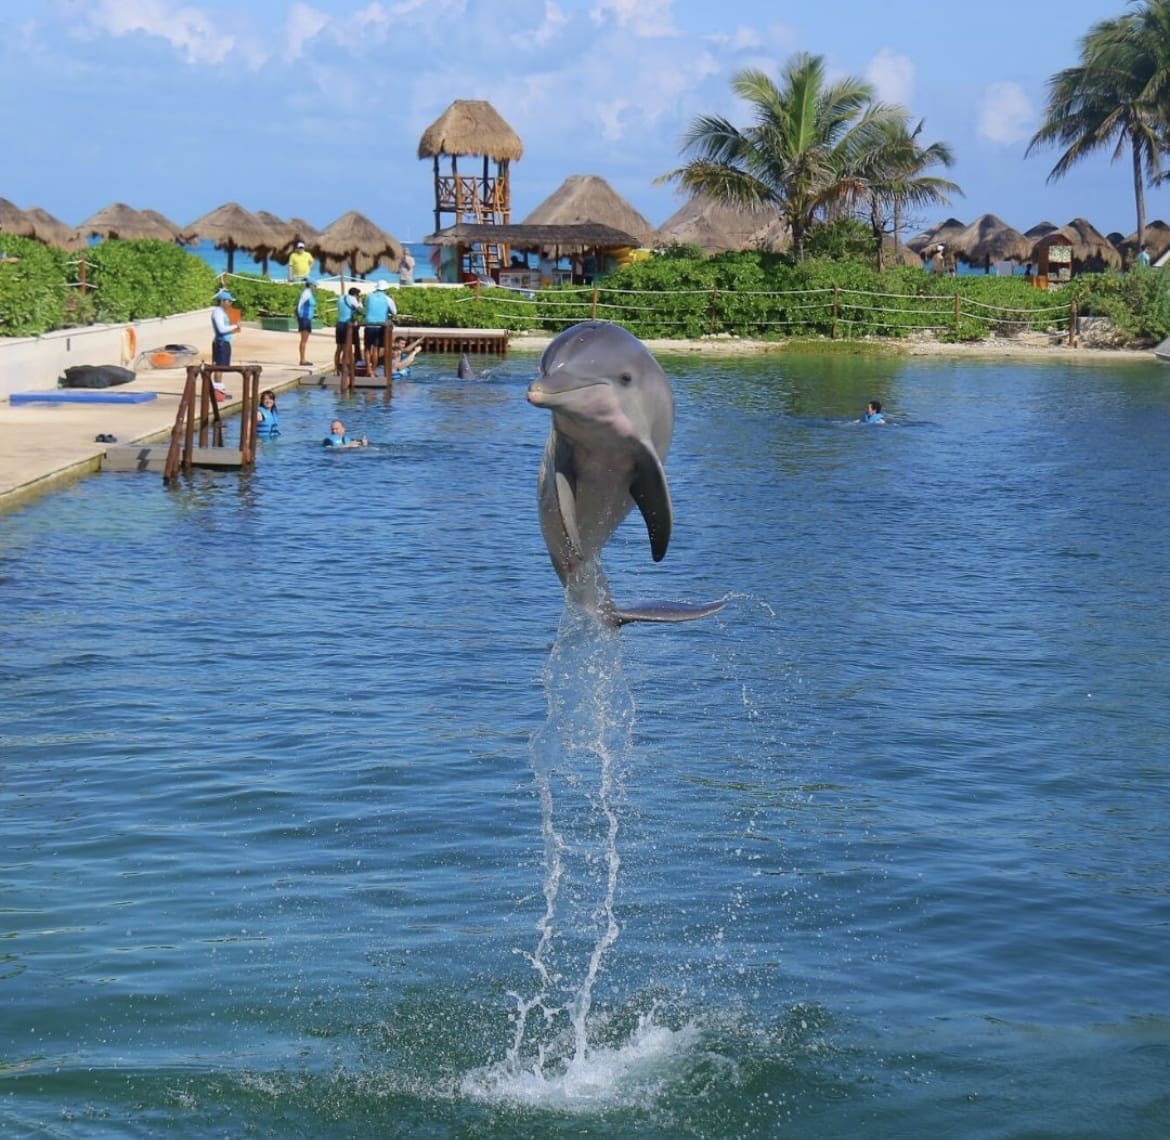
[363,280,397,376]
[211,289,239,368]
[288,240,313,281]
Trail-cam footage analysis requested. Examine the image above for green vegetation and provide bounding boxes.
[2,236,1168,349]
[1028,0,1170,249]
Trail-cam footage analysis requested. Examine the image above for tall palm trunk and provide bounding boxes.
[1132,135,1147,251]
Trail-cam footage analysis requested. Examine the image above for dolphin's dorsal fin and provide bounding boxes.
[629,441,672,562]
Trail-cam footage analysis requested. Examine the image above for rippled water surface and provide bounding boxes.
[2,347,1169,1138]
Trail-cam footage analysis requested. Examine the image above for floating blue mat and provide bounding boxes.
[10,390,158,405]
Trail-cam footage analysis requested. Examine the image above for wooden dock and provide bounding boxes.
[392,326,509,353]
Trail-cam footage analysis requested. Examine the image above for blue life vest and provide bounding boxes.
[257,407,280,438]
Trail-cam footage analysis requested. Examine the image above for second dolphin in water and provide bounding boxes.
[526,320,725,627]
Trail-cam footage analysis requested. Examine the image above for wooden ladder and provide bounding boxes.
[163,363,261,482]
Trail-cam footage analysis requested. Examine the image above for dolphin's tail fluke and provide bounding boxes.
[612,598,727,626]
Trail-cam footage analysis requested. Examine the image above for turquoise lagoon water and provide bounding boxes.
[2,350,1170,1137]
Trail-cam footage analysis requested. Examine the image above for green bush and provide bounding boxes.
[0,235,72,336]
[1069,268,1170,343]
[84,239,218,323]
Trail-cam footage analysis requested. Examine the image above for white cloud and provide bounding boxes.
[79,0,233,65]
[510,1,568,49]
[978,81,1033,144]
[589,0,677,38]
[705,25,762,51]
[866,48,914,107]
[286,3,329,62]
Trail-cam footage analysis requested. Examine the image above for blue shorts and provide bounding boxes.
[297,316,313,332]
[364,325,384,349]
[335,323,359,346]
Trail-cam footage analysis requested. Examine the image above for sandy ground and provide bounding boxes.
[0,325,1160,513]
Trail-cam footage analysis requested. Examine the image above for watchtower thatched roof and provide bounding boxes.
[523,175,654,246]
[417,100,524,161]
[653,194,786,253]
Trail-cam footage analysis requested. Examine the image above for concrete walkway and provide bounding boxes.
[0,325,328,512]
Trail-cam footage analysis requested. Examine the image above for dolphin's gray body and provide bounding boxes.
[526,320,724,627]
[457,353,475,380]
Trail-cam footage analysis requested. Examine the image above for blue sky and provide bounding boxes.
[0,0,1159,242]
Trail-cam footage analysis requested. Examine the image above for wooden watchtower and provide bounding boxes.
[418,100,523,278]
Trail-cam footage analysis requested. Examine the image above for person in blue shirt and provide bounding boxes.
[860,400,886,424]
[323,418,368,449]
[211,289,239,367]
[363,281,398,376]
[255,389,280,439]
[333,287,363,374]
[295,279,316,366]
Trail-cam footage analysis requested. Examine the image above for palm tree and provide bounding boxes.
[852,116,962,268]
[657,53,902,258]
[1026,2,1170,252]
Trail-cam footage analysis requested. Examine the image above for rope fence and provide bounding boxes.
[448,280,1077,343]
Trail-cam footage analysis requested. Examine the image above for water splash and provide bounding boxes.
[473,595,643,1098]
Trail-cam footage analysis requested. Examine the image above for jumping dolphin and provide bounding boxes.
[457,353,475,380]
[526,320,725,627]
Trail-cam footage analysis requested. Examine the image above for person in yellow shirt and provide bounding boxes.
[288,241,313,281]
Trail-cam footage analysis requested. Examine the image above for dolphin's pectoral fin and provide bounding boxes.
[613,597,727,626]
[552,434,584,563]
[629,442,672,562]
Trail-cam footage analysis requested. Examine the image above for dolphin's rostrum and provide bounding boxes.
[526,320,725,627]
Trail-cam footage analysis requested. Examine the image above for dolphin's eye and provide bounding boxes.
[619,372,633,385]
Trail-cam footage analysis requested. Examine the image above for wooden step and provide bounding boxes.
[102,445,246,473]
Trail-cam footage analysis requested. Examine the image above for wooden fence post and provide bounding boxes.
[832,285,840,339]
[709,288,719,334]
[953,292,962,332]
[1069,299,1078,347]
[591,286,599,320]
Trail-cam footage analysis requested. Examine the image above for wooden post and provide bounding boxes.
[341,322,356,393]
[953,292,962,332]
[591,286,600,320]
[384,320,393,390]
[832,285,840,339]
[1069,299,1078,347]
[709,288,719,334]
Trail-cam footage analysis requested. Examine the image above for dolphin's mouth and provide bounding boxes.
[527,378,607,406]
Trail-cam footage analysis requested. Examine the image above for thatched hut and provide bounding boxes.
[314,210,403,278]
[1118,218,1170,264]
[181,203,283,273]
[1035,218,1122,274]
[522,175,654,247]
[288,216,320,244]
[1024,221,1059,243]
[22,207,82,250]
[0,196,30,236]
[653,194,787,253]
[907,217,967,255]
[75,202,181,242]
[947,213,1032,272]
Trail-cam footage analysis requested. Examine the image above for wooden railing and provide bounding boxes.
[164,363,262,482]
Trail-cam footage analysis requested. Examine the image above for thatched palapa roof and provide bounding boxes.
[1036,217,1122,271]
[76,202,181,242]
[425,222,641,252]
[522,175,654,246]
[417,99,523,161]
[23,206,82,249]
[181,203,283,272]
[948,213,1031,265]
[1119,218,1170,262]
[907,217,967,255]
[0,196,29,233]
[1024,220,1058,241]
[314,210,403,276]
[654,194,789,253]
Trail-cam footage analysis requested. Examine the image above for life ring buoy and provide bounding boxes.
[124,325,138,363]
